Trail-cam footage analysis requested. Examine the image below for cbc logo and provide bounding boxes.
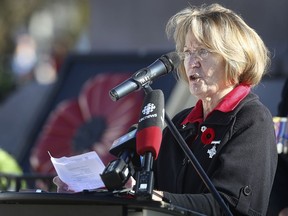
[142,103,156,115]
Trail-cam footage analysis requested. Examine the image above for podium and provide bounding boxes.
[0,191,205,216]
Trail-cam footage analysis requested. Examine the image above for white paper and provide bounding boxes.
[49,151,106,192]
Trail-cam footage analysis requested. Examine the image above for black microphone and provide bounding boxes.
[109,52,180,101]
[100,125,140,191]
[109,124,141,168]
[134,89,165,200]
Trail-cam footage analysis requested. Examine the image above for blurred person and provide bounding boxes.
[268,77,288,216]
[0,148,23,190]
[54,4,277,215]
[11,34,37,85]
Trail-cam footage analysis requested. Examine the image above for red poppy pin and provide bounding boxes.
[201,127,215,145]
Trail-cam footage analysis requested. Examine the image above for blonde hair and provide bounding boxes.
[166,3,270,86]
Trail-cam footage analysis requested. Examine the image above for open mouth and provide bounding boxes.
[189,74,200,81]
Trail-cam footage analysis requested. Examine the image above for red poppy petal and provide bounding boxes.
[30,100,83,173]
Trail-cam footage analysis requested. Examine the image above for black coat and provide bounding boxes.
[154,92,277,216]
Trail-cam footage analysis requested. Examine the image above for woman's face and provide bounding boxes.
[183,31,229,100]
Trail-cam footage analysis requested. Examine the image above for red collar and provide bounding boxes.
[181,84,251,125]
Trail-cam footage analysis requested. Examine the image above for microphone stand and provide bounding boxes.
[138,85,233,216]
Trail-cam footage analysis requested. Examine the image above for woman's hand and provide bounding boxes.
[53,175,135,193]
[279,207,288,216]
[124,176,136,189]
[126,177,164,201]
[53,176,75,193]
[152,190,164,201]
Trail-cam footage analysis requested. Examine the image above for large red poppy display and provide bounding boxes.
[30,73,144,174]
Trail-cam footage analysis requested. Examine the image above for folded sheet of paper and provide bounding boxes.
[50,151,106,192]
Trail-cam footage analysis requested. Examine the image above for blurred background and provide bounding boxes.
[0,0,287,191]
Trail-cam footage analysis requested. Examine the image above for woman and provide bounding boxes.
[152,3,277,216]
[54,3,277,215]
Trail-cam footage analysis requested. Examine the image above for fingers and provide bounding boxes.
[124,176,136,189]
[152,190,164,202]
[53,176,71,193]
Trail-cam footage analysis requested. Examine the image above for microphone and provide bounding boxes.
[134,89,165,200]
[109,52,180,101]
[109,124,140,168]
[136,90,165,159]
[100,125,141,191]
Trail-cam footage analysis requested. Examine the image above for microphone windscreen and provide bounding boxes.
[136,90,165,159]
[160,51,181,72]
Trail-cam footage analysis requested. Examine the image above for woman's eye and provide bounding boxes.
[199,49,209,58]
[183,50,191,57]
